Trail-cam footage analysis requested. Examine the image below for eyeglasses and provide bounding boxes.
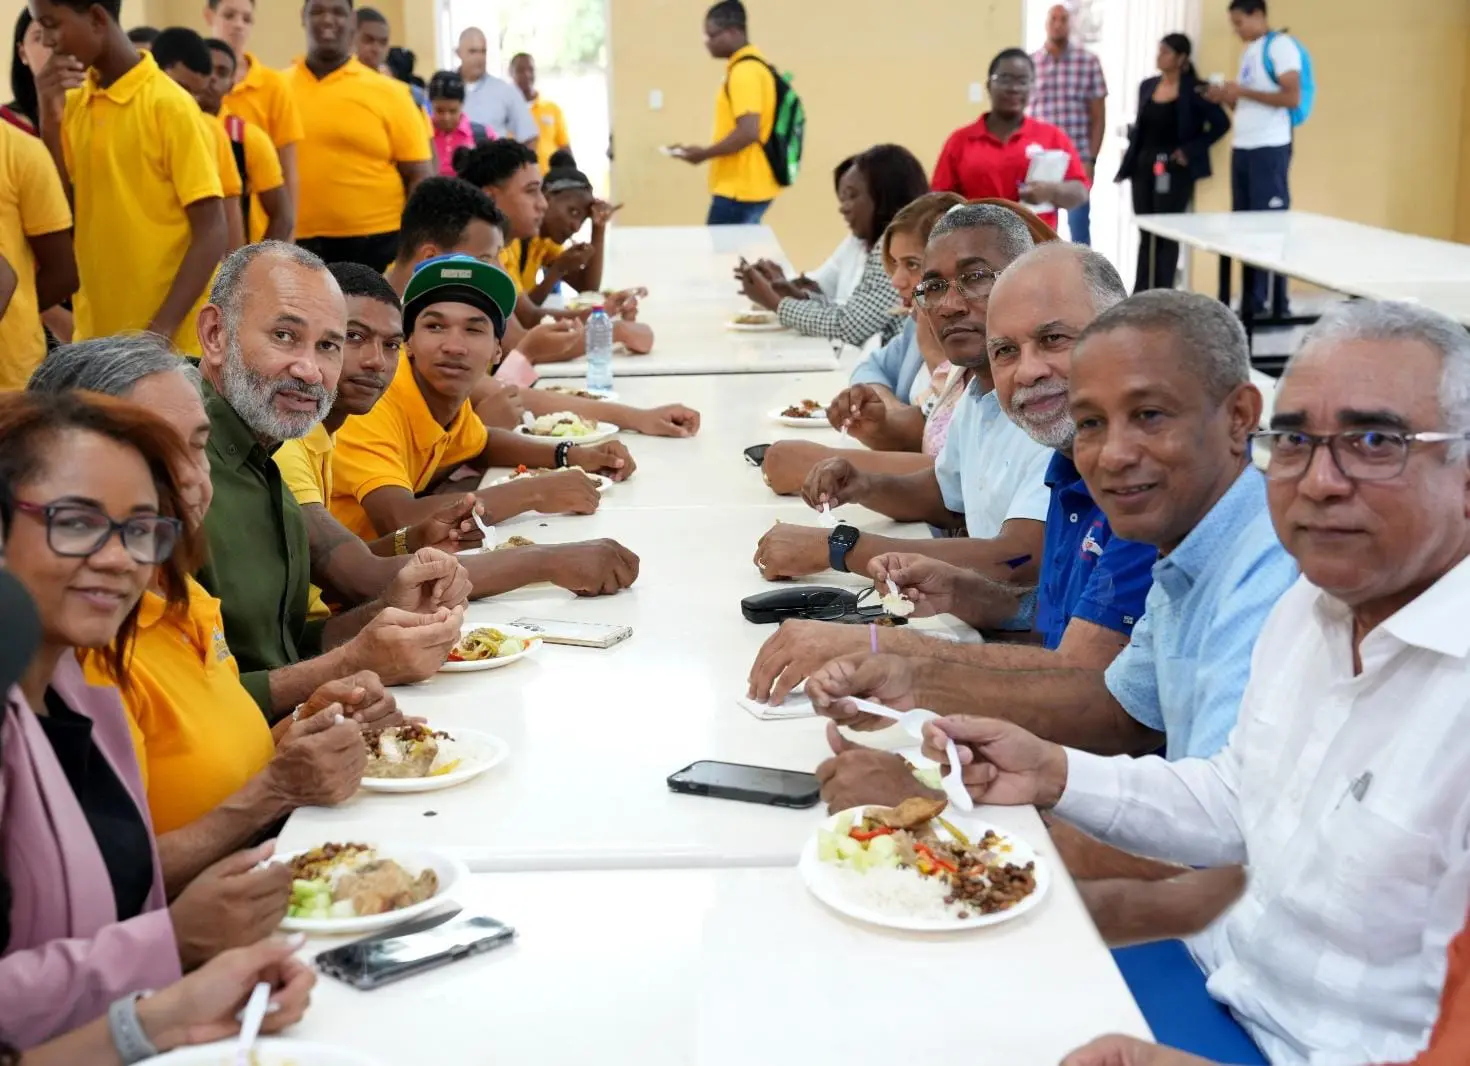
[989,73,1033,89]
[12,501,182,564]
[912,270,1000,309]
[1249,429,1470,482]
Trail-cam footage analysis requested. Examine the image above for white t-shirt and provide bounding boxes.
[1233,33,1301,150]
[934,383,1053,539]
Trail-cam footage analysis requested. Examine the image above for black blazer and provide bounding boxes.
[1115,74,1231,184]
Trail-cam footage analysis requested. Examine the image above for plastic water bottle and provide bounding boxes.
[584,304,615,396]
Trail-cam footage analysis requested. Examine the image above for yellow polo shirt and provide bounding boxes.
[81,578,276,836]
[0,121,71,389]
[285,57,431,239]
[276,423,336,621]
[62,52,222,355]
[220,113,285,244]
[330,358,488,538]
[709,45,779,204]
[500,236,563,293]
[529,96,569,173]
[223,52,304,152]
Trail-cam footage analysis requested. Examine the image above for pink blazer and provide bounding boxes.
[0,652,180,1048]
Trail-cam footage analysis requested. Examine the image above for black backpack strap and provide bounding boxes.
[224,114,251,237]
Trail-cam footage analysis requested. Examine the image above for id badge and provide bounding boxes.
[1153,155,1171,196]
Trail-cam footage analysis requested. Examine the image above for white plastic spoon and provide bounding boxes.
[233,981,271,1066]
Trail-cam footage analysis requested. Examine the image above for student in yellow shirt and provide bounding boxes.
[286,0,433,271]
[0,118,75,390]
[509,52,569,173]
[668,0,782,225]
[31,0,227,355]
[27,333,390,887]
[202,39,292,244]
[205,0,304,210]
[331,256,642,602]
[512,165,624,306]
[283,260,646,601]
[153,28,246,252]
[384,178,699,440]
[456,140,653,355]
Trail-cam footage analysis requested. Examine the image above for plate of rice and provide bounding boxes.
[274,842,467,936]
[798,801,1048,932]
[512,412,620,443]
[359,723,508,793]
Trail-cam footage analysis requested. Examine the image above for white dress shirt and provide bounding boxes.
[1056,554,1470,1065]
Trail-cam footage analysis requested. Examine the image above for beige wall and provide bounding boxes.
[609,0,1470,276]
[607,0,1023,268]
[1190,0,1470,289]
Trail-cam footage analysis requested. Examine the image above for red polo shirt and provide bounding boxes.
[931,114,1088,230]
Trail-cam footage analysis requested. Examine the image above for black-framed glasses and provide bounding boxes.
[1249,429,1470,482]
[912,270,1000,309]
[12,501,181,564]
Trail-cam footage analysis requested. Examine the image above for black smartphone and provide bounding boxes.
[668,760,821,808]
[744,443,771,467]
[316,914,516,991]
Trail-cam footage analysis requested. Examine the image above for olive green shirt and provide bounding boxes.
[196,381,326,714]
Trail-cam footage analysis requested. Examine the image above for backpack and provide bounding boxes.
[1262,30,1315,127]
[223,114,251,237]
[726,55,805,187]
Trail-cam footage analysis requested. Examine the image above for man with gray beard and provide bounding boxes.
[196,241,468,716]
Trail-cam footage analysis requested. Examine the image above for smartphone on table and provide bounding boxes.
[509,618,633,649]
[316,913,516,991]
[668,760,821,809]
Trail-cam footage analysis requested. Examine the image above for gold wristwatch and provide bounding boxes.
[393,526,410,556]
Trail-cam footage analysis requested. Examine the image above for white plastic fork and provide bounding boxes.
[233,981,270,1066]
[817,501,838,529]
[845,697,974,811]
[472,512,496,551]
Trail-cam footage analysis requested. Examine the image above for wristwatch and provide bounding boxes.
[827,523,861,574]
[108,990,160,1064]
[392,526,410,556]
[554,441,575,469]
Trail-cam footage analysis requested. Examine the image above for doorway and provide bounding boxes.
[442,0,611,196]
[1026,0,1202,288]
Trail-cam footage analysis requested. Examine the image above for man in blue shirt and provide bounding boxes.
[808,259,1293,793]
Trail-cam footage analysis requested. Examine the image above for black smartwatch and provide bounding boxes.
[554,441,575,469]
[827,523,861,573]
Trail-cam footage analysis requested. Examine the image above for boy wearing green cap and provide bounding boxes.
[328,255,640,595]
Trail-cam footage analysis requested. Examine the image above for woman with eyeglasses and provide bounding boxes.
[0,390,223,1045]
[1116,33,1230,291]
[736,143,930,348]
[933,48,1090,233]
[28,336,380,900]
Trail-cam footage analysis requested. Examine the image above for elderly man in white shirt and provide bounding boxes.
[916,299,1470,1066]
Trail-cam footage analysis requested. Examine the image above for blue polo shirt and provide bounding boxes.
[1036,453,1157,650]
[1104,466,1298,759]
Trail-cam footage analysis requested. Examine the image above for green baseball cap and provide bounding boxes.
[402,254,518,339]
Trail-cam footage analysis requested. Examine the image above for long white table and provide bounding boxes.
[289,867,1152,1065]
[276,236,1154,1060]
[537,225,844,378]
[1135,210,1470,328]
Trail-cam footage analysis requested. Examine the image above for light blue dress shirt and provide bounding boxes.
[1104,466,1299,759]
[849,318,924,401]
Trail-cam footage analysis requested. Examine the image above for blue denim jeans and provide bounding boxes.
[707,196,772,226]
[1066,199,1092,246]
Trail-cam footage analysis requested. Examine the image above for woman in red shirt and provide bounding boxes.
[932,47,1089,232]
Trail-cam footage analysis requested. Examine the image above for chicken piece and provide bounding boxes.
[335,860,439,915]
[363,725,441,779]
[869,795,949,830]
